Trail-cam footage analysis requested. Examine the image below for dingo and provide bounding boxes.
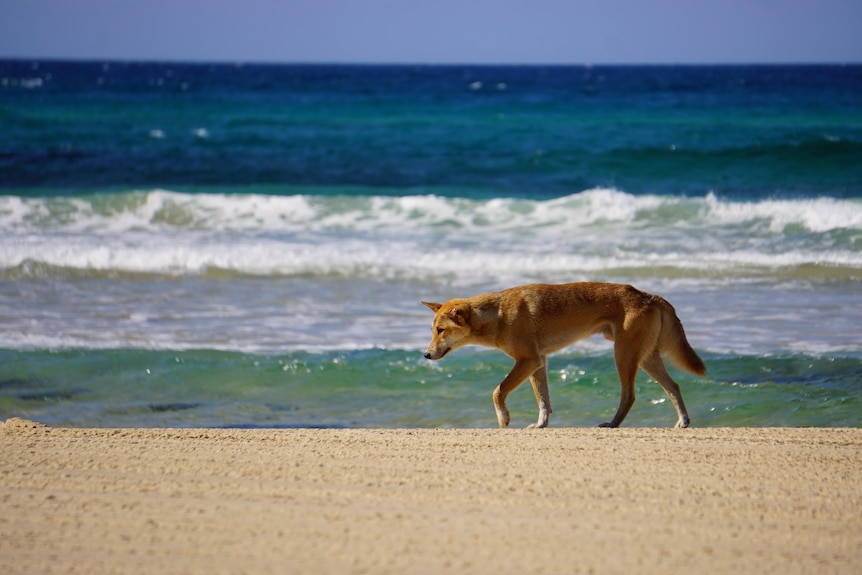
[422,282,705,428]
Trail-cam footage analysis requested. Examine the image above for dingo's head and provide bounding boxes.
[421,300,471,360]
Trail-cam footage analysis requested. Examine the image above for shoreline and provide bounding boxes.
[2,419,860,574]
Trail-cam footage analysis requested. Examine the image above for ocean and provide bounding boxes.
[1,61,860,428]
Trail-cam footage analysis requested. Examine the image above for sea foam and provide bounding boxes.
[1,189,860,282]
[3,188,860,234]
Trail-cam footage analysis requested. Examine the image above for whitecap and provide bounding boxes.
[20,78,43,89]
[704,192,862,233]
[2,188,860,284]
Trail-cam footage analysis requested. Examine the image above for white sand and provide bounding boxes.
[1,418,860,574]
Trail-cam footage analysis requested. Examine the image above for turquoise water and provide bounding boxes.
[1,349,859,428]
[1,61,860,428]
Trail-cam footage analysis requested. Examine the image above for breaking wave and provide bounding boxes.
[2,188,860,282]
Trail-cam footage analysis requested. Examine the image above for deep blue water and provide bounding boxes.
[3,61,861,197]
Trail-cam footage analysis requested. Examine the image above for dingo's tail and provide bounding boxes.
[658,300,706,376]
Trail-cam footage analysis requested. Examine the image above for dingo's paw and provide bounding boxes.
[525,423,548,430]
[495,407,510,428]
[526,416,549,429]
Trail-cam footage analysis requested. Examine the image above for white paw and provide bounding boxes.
[495,408,510,428]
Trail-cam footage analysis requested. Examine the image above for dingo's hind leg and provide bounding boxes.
[641,351,690,428]
[600,343,641,428]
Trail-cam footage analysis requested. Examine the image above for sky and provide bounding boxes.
[1,0,861,65]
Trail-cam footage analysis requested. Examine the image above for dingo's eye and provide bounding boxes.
[436,327,445,335]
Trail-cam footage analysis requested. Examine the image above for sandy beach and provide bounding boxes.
[1,418,860,574]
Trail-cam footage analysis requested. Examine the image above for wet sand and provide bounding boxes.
[1,418,860,574]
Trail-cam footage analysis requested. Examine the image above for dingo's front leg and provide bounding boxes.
[493,403,510,428]
[526,356,551,429]
[492,358,543,428]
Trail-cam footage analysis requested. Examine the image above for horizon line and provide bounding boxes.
[3,55,861,68]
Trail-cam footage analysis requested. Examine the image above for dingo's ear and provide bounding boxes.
[448,307,467,325]
[421,301,443,313]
